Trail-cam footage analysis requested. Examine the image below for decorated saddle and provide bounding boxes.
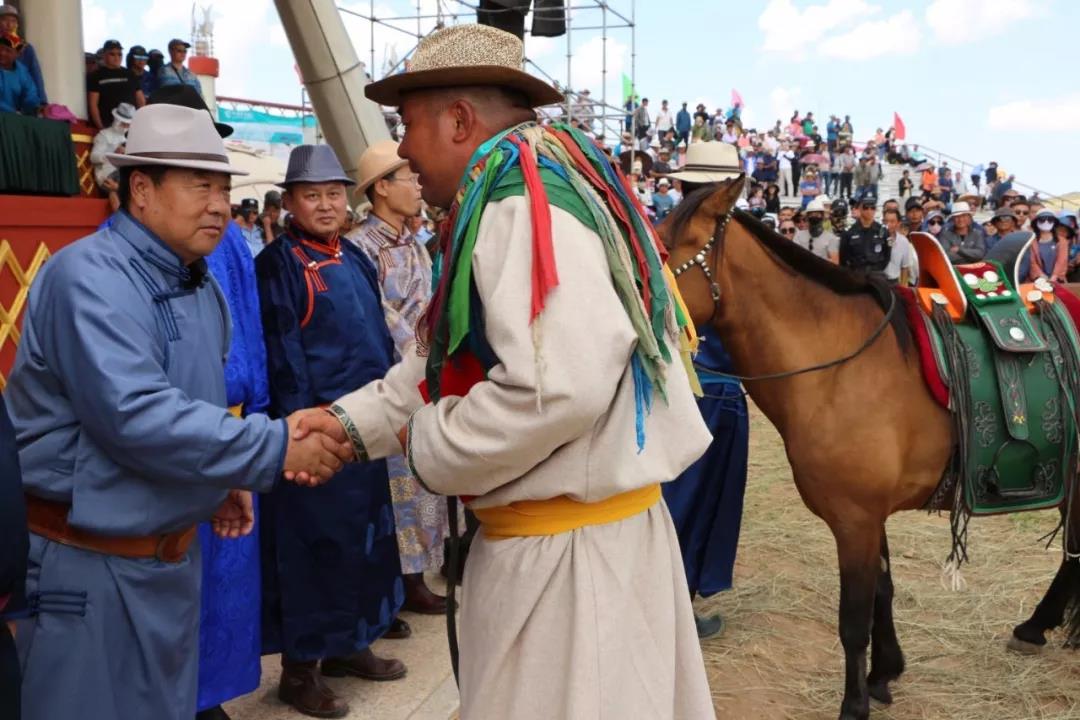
[902,232,1080,523]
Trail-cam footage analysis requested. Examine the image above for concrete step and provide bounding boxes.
[226,573,459,720]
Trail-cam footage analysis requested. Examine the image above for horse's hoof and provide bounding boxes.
[868,681,893,706]
[838,701,870,720]
[694,612,725,639]
[1007,635,1044,655]
[838,711,869,720]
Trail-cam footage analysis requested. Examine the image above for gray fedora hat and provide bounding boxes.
[107,104,247,175]
[278,145,355,188]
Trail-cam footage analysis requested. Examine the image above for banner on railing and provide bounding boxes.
[216,108,316,146]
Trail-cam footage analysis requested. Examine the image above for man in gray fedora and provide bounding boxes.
[256,144,406,718]
[7,104,353,720]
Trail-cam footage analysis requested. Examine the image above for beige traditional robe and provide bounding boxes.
[332,196,715,719]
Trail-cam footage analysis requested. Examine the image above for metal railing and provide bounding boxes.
[905,142,1070,210]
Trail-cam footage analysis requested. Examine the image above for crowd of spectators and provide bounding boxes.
[548,90,1078,287]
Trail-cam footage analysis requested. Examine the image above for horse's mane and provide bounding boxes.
[664,184,911,352]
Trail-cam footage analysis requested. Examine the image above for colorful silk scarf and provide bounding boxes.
[423,122,699,449]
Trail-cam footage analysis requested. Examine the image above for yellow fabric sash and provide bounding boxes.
[228,404,243,418]
[472,484,661,539]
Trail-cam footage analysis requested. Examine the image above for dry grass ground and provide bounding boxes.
[698,404,1080,720]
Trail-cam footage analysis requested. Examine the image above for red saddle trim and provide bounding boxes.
[897,287,950,409]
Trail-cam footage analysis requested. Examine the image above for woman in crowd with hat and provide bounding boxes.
[319,22,715,720]
[256,144,407,719]
[1022,208,1070,283]
[662,142,751,640]
[346,140,449,616]
[0,4,45,104]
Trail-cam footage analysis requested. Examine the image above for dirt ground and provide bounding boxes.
[696,404,1080,720]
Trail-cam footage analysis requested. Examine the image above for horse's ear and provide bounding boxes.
[700,174,747,219]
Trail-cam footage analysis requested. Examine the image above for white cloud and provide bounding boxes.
[926,0,1041,45]
[524,34,559,61]
[987,95,1080,133]
[141,0,189,33]
[819,10,920,58]
[82,0,126,51]
[769,86,802,125]
[758,0,880,57]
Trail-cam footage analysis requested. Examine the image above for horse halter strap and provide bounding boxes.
[670,209,732,310]
[670,207,899,384]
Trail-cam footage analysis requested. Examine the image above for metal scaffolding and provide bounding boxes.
[335,0,636,141]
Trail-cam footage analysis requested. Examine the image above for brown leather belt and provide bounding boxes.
[24,494,196,563]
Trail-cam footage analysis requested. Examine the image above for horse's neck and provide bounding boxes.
[709,225,871,432]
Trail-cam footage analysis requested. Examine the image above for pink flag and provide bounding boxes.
[731,88,743,108]
[893,112,906,140]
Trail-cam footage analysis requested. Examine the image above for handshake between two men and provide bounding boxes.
[209,407,359,540]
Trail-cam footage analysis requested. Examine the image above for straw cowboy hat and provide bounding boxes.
[355,140,409,195]
[667,142,743,184]
[106,104,247,175]
[364,24,563,107]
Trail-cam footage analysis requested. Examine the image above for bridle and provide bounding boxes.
[669,207,898,383]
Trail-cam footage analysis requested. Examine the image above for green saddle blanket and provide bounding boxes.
[926,261,1080,516]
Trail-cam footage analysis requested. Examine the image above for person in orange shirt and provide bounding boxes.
[921,166,937,195]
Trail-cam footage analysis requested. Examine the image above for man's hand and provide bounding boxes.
[283,409,354,486]
[211,490,255,539]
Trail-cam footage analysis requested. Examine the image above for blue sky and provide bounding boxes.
[81,0,1078,194]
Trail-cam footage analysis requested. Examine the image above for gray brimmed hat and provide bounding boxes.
[364,24,563,107]
[106,104,247,175]
[667,142,743,184]
[111,102,136,123]
[278,145,355,188]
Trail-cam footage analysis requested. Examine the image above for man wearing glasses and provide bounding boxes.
[86,39,145,129]
[346,141,451,619]
[157,38,203,96]
[793,196,839,263]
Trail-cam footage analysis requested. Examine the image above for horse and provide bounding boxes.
[661,175,1080,720]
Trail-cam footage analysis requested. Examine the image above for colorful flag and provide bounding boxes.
[893,112,906,140]
[622,73,634,102]
[731,88,744,108]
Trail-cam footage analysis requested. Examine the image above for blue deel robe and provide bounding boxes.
[197,221,271,711]
[0,393,28,720]
[256,225,404,661]
[7,210,288,720]
[661,336,749,598]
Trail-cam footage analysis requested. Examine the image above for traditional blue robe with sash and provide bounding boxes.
[7,210,288,720]
[197,221,271,710]
[256,224,403,661]
[661,336,749,597]
[0,393,27,720]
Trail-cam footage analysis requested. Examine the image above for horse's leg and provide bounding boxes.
[866,530,905,705]
[833,519,882,720]
[1011,506,1080,652]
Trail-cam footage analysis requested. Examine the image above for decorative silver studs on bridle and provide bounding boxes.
[670,209,732,304]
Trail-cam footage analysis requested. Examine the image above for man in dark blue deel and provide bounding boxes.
[0,392,28,720]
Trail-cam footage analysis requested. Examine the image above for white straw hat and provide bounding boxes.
[667,142,742,184]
